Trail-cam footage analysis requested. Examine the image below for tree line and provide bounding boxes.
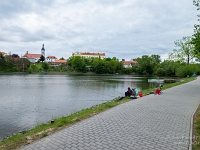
[67,56,124,74]
[1,50,200,78]
[0,53,30,72]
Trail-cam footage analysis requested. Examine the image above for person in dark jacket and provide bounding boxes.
[125,87,133,97]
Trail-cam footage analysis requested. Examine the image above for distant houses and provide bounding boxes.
[2,46,137,68]
[22,44,67,66]
[52,60,67,66]
[122,59,137,68]
[46,56,57,63]
[0,52,7,56]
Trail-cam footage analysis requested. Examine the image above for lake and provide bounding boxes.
[0,74,160,139]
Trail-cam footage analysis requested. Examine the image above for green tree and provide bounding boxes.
[41,62,49,72]
[69,56,87,72]
[160,60,176,76]
[0,53,5,71]
[150,54,162,74]
[40,55,45,62]
[107,59,118,74]
[29,64,39,73]
[137,55,154,75]
[192,28,200,60]
[192,0,200,59]
[123,67,133,74]
[90,58,100,73]
[96,61,107,74]
[169,36,196,64]
[13,57,30,72]
[176,64,200,77]
[59,57,65,60]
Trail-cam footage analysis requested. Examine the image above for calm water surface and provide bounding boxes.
[0,74,160,139]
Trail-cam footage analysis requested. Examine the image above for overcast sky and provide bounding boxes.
[0,0,198,61]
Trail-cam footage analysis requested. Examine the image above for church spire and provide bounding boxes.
[41,44,45,51]
[41,43,45,57]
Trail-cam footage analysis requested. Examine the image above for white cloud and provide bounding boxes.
[0,0,198,60]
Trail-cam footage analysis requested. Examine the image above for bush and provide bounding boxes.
[176,64,200,77]
[123,67,133,74]
[29,64,42,72]
[156,68,165,76]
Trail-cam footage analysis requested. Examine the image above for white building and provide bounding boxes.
[72,52,106,59]
[122,59,137,68]
[23,44,46,63]
[46,56,57,63]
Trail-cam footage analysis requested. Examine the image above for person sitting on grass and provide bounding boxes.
[125,87,133,97]
[135,88,138,96]
[132,88,136,97]
[155,87,161,95]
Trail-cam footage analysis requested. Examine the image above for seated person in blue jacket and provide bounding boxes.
[134,88,138,96]
[125,87,133,97]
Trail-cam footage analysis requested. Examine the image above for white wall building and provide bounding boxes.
[72,52,106,59]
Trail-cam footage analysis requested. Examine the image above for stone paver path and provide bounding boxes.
[19,77,200,150]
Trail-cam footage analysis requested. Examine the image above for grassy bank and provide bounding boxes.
[193,105,200,150]
[0,77,197,150]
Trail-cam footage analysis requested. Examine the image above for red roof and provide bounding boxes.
[24,53,41,58]
[54,60,67,63]
[80,52,105,56]
[0,52,6,55]
[122,60,137,65]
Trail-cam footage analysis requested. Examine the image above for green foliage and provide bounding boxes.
[156,68,165,76]
[0,55,30,72]
[193,0,200,8]
[68,56,87,72]
[68,56,123,74]
[20,58,31,72]
[160,60,183,76]
[90,58,100,72]
[95,61,107,74]
[123,67,133,74]
[137,55,158,75]
[175,64,200,77]
[29,64,39,73]
[59,57,65,60]
[40,55,45,62]
[28,64,44,73]
[41,62,49,72]
[169,36,196,64]
[191,0,200,62]
[192,26,200,59]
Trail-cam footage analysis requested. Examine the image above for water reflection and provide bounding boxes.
[0,74,160,139]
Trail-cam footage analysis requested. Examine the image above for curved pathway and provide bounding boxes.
[19,77,200,150]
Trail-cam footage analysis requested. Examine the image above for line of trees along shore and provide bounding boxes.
[1,52,200,78]
[1,1,200,78]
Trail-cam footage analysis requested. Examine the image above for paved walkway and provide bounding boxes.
[19,77,200,150]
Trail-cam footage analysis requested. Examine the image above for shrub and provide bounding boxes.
[176,64,200,77]
[156,68,165,76]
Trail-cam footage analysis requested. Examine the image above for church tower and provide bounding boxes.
[41,44,45,57]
